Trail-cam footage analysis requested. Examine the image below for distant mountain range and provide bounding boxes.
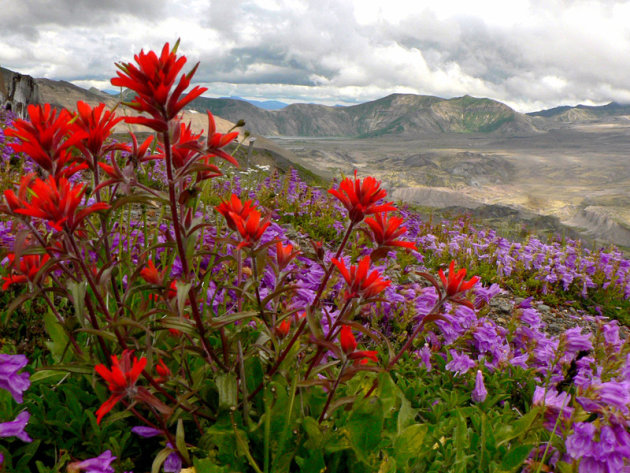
[220,96,288,110]
[185,93,539,137]
[527,102,630,122]
[4,66,630,138]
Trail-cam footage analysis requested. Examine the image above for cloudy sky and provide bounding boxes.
[2,0,630,112]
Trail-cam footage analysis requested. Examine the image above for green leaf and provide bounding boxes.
[43,306,70,363]
[376,372,399,419]
[216,373,238,410]
[500,444,534,471]
[496,407,540,446]
[397,396,417,434]
[393,423,428,467]
[176,418,191,465]
[302,416,323,447]
[193,457,229,473]
[67,280,87,323]
[176,281,192,316]
[29,369,66,384]
[152,447,173,473]
[211,310,258,328]
[377,454,397,473]
[296,450,326,473]
[346,397,384,463]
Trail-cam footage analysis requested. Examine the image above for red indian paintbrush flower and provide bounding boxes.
[339,326,378,364]
[339,325,357,354]
[275,318,291,338]
[215,194,256,231]
[275,241,299,270]
[111,40,207,132]
[364,212,418,250]
[438,260,480,297]
[140,260,164,285]
[328,171,397,223]
[5,175,109,232]
[155,359,171,383]
[230,207,271,250]
[1,253,51,290]
[205,111,240,168]
[331,255,391,300]
[94,350,172,424]
[5,104,87,178]
[94,350,147,424]
[73,101,125,163]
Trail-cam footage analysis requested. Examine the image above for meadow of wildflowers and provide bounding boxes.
[0,41,629,473]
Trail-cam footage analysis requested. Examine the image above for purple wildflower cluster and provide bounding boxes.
[0,354,32,465]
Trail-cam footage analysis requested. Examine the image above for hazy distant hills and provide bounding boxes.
[221,96,288,110]
[186,93,540,137]
[528,102,630,122]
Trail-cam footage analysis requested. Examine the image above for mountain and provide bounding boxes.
[32,75,239,137]
[221,96,288,110]
[185,93,539,137]
[528,102,630,122]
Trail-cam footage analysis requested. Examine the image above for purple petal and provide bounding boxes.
[0,411,32,442]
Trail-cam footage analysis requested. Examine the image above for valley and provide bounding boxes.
[264,119,630,249]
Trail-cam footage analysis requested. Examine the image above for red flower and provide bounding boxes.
[331,255,391,300]
[339,325,357,354]
[364,212,418,250]
[205,111,239,168]
[5,175,110,232]
[94,350,147,424]
[349,350,378,364]
[275,241,299,270]
[438,260,480,297]
[231,208,270,250]
[73,101,124,162]
[1,253,50,290]
[140,260,164,285]
[155,359,171,383]
[215,194,255,231]
[163,121,203,169]
[328,171,396,223]
[5,104,87,178]
[111,40,207,132]
[275,318,291,338]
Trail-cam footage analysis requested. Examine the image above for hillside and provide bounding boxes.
[528,101,630,122]
[187,93,540,137]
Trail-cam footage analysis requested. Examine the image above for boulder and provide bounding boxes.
[0,67,40,118]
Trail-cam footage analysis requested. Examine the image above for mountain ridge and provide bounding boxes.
[185,92,540,137]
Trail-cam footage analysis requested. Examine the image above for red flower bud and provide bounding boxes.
[339,325,357,355]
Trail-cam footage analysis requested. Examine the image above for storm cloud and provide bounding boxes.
[1,0,630,112]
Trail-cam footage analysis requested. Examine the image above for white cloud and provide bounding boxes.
[1,0,630,112]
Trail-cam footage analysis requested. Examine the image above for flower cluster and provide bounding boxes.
[0,354,32,466]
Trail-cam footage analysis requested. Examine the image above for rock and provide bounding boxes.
[0,67,40,118]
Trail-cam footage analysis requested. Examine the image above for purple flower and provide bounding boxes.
[131,426,162,438]
[0,411,31,442]
[566,422,596,459]
[561,328,593,356]
[445,350,476,375]
[532,386,573,431]
[0,354,31,403]
[596,381,630,414]
[164,443,182,473]
[471,370,487,403]
[71,450,116,473]
[418,345,432,372]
